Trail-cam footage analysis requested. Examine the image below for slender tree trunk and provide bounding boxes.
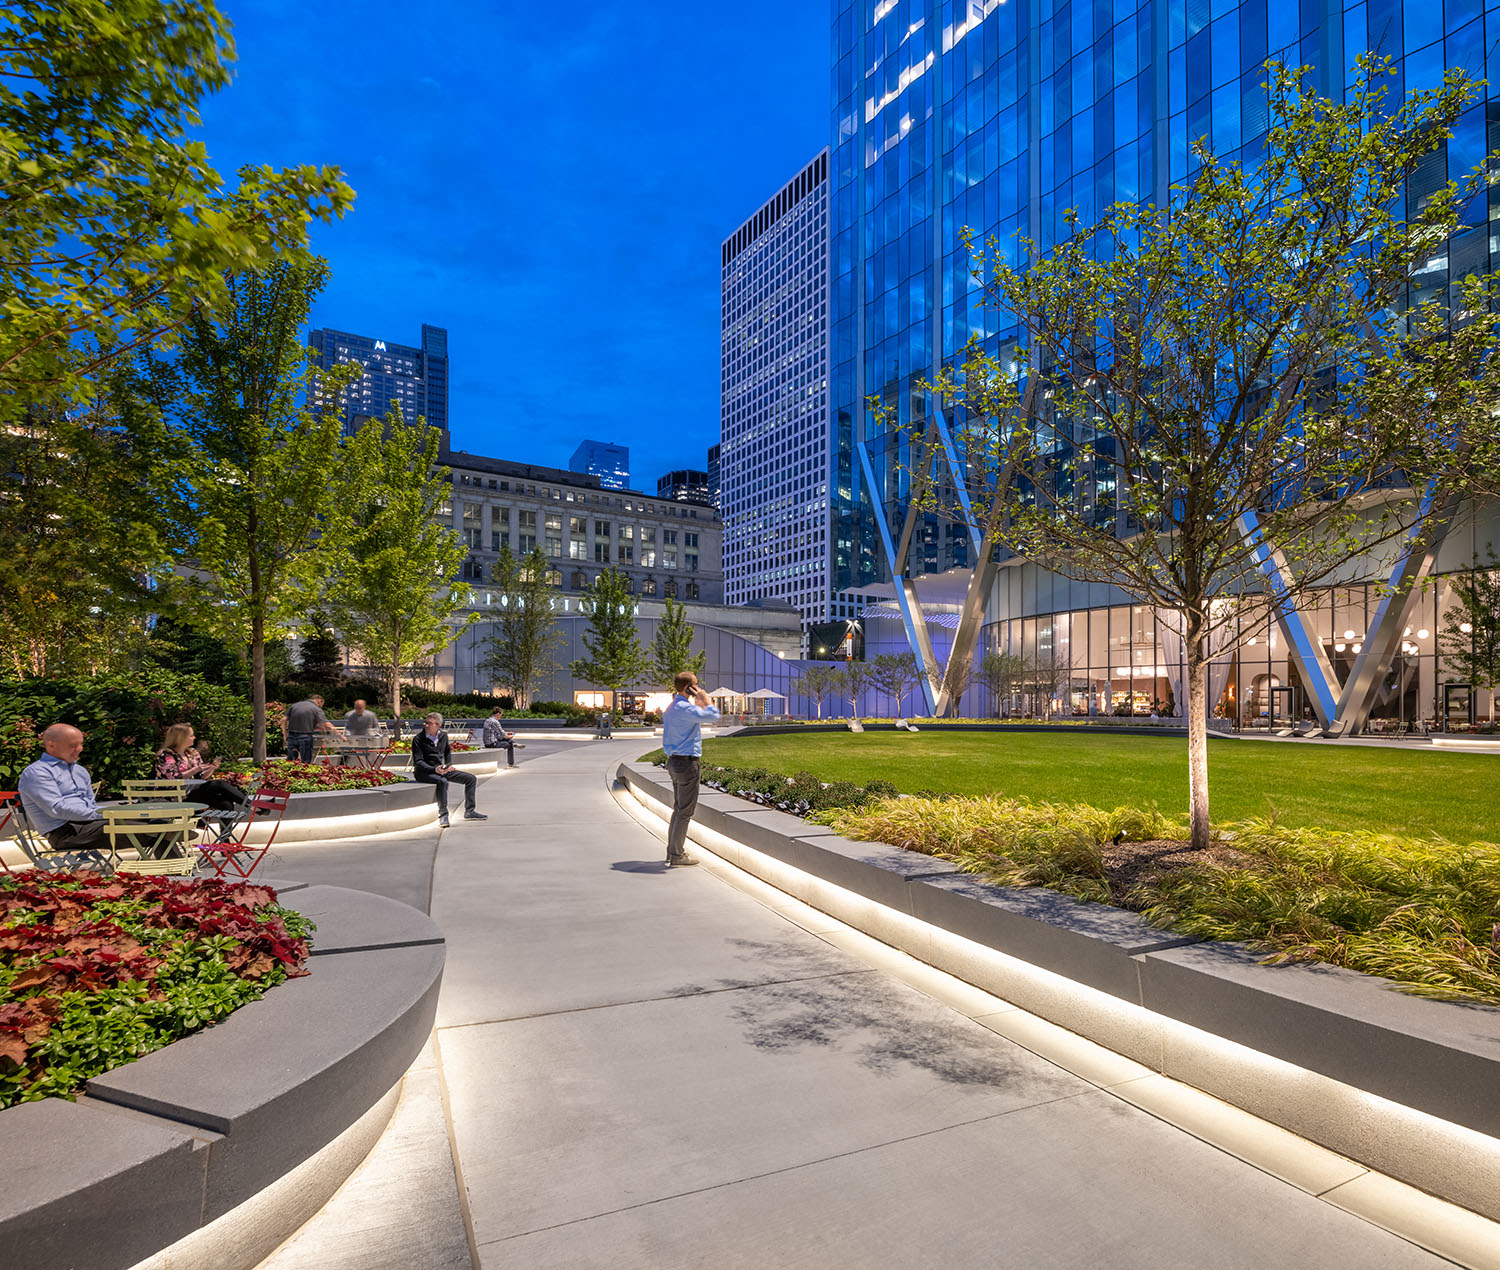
[390,658,402,726]
[251,611,267,764]
[1185,615,1211,852]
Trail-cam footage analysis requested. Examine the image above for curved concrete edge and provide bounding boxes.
[617,760,1500,1225]
[381,748,502,775]
[0,885,444,1270]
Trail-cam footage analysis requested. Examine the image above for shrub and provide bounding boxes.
[0,872,312,1107]
[0,671,252,794]
[221,761,403,795]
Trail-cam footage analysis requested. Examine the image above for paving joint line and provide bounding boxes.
[435,967,879,1031]
[430,1028,483,1270]
[475,1087,1104,1249]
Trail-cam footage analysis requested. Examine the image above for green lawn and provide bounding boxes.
[699,732,1500,843]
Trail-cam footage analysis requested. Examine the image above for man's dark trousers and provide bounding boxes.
[665,755,700,861]
[416,768,478,817]
[287,732,315,763]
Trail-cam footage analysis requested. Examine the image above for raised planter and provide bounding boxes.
[246,779,447,843]
[0,882,444,1270]
[617,759,1500,1223]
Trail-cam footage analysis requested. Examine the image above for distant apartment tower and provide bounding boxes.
[720,150,840,625]
[569,439,629,490]
[308,323,449,441]
[657,469,712,506]
[706,443,720,511]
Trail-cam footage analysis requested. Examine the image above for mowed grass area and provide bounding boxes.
[700,731,1500,843]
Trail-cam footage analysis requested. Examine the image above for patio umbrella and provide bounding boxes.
[745,688,786,698]
[706,686,737,698]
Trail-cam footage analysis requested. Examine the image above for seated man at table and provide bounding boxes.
[412,713,486,829]
[17,724,111,857]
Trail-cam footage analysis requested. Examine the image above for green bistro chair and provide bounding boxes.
[120,779,191,803]
[9,800,114,874]
[104,805,201,876]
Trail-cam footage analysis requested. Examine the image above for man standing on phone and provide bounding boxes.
[660,671,720,867]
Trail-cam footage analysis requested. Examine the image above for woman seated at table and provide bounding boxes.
[153,725,250,813]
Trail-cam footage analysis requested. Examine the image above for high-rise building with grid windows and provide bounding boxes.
[720,150,876,626]
[835,0,1500,724]
[308,323,448,442]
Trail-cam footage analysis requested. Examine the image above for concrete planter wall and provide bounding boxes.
[618,760,1500,1223]
[0,882,444,1270]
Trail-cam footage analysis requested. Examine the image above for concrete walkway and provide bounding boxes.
[258,739,1463,1269]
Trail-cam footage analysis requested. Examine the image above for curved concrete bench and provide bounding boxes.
[381,746,503,776]
[0,882,443,1270]
[618,759,1500,1224]
[246,779,447,843]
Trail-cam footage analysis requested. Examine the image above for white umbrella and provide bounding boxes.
[746,688,786,699]
[705,686,738,698]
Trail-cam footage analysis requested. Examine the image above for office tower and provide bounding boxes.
[706,444,720,511]
[657,469,712,506]
[834,0,1500,724]
[569,440,629,490]
[308,323,449,442]
[722,149,872,625]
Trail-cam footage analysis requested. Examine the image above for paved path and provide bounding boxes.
[260,739,1456,1269]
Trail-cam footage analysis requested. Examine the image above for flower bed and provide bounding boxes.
[0,873,313,1109]
[642,750,897,815]
[223,760,404,794]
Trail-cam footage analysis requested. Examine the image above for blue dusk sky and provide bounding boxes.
[195,2,828,491]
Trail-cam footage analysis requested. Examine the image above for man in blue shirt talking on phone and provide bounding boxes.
[659,671,720,867]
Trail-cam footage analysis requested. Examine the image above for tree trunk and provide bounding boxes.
[390,659,402,726]
[251,612,267,764]
[1185,618,1211,852]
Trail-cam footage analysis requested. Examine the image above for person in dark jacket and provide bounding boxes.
[412,713,486,828]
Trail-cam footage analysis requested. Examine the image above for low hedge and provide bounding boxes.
[0,873,313,1107]
[0,671,253,795]
[221,760,404,795]
[642,751,898,814]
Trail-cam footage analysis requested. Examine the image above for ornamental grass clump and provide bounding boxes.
[0,873,314,1107]
[1137,819,1500,1003]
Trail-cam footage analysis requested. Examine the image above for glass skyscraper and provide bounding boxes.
[833,0,1498,723]
[308,323,449,441]
[569,440,630,490]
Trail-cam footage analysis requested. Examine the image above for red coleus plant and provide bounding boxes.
[0,873,314,1106]
[225,760,403,794]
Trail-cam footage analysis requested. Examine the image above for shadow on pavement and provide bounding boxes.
[611,860,670,874]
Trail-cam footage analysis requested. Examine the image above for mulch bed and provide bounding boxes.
[1099,838,1259,901]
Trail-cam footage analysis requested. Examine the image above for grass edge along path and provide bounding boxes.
[640,745,1500,1009]
[699,730,1500,843]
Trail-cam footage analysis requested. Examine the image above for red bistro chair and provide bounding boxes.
[0,792,17,871]
[197,791,289,880]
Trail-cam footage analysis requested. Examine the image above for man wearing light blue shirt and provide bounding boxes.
[17,724,108,852]
[660,671,720,867]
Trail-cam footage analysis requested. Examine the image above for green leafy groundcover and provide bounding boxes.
[222,760,404,794]
[0,873,314,1108]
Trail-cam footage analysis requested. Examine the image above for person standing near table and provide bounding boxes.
[660,672,720,867]
[343,700,382,747]
[283,694,337,763]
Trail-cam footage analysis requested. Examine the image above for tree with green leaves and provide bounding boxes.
[571,568,651,714]
[0,381,172,677]
[297,614,344,690]
[324,412,477,723]
[794,663,843,720]
[838,661,872,721]
[482,546,562,707]
[0,0,352,419]
[892,58,1500,849]
[651,596,706,686]
[145,258,361,761]
[976,650,1027,718]
[867,652,920,718]
[938,653,971,716]
[1438,551,1500,723]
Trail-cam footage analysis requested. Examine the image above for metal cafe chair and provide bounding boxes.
[197,791,289,881]
[105,805,202,877]
[0,792,19,871]
[120,779,192,803]
[9,799,114,874]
